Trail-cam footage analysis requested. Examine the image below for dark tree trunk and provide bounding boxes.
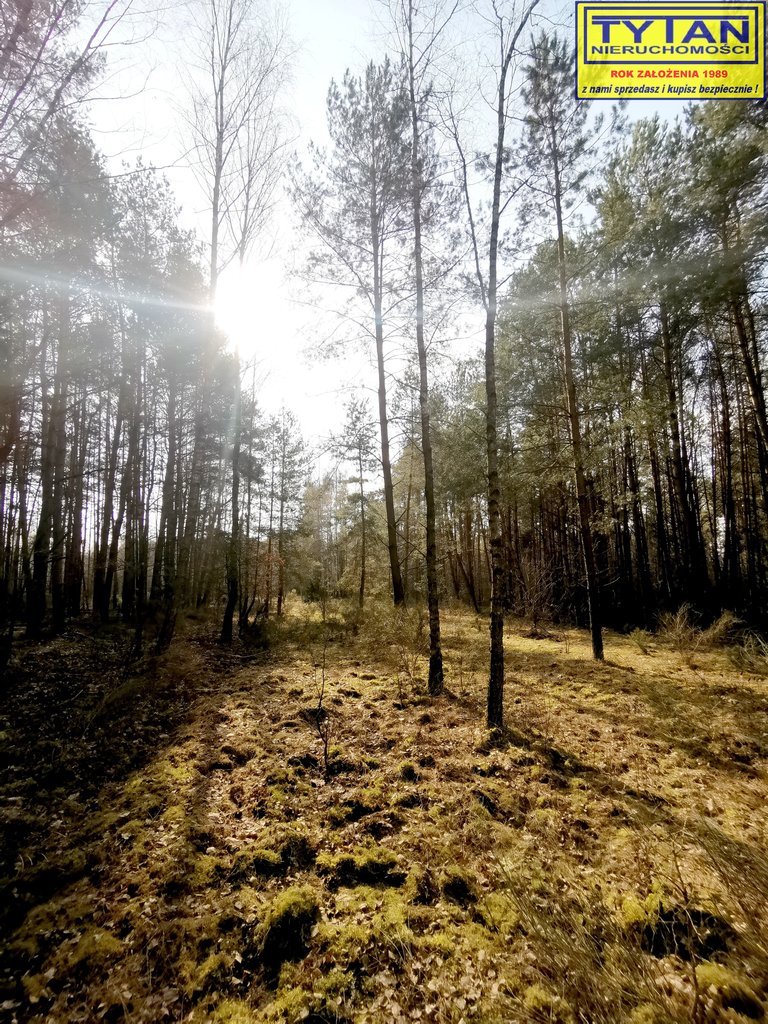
[371,213,404,606]
[552,145,603,660]
[221,372,240,643]
[406,0,443,693]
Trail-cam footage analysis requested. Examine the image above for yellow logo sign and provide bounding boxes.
[576,2,766,99]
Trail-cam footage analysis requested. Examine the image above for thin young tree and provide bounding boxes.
[331,396,379,609]
[447,0,540,728]
[388,0,459,693]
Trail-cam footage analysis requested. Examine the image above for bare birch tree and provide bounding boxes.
[385,0,460,693]
[182,0,292,642]
[185,0,292,295]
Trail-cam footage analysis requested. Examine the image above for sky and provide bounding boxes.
[86,0,684,450]
[88,0,386,450]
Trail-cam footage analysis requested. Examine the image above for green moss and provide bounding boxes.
[357,784,387,805]
[317,919,370,963]
[23,889,92,935]
[71,929,124,968]
[696,962,764,1019]
[124,775,150,802]
[156,756,199,787]
[265,768,298,787]
[262,986,314,1021]
[372,889,409,930]
[124,754,197,803]
[327,805,349,827]
[268,965,354,1020]
[626,1005,669,1024]
[316,966,352,1000]
[397,760,419,782]
[523,983,576,1024]
[268,785,289,806]
[115,818,146,839]
[161,804,186,826]
[210,1000,257,1024]
[6,934,40,960]
[21,973,49,1003]
[122,789,165,822]
[250,885,320,976]
[317,845,405,888]
[166,913,225,954]
[616,885,664,929]
[236,827,316,874]
[477,891,518,936]
[270,828,317,869]
[416,930,455,957]
[20,848,88,901]
[440,866,476,905]
[316,889,414,970]
[188,951,230,995]
[406,866,439,906]
[189,852,224,888]
[527,807,558,832]
[329,786,387,826]
[231,847,284,880]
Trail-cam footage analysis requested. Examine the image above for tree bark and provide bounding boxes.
[406,0,443,693]
[221,369,240,643]
[552,143,603,660]
[371,195,405,605]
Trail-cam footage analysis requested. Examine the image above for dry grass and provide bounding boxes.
[1,600,767,1023]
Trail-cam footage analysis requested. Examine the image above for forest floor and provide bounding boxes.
[1,602,768,1024]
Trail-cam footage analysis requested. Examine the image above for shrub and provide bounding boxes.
[658,604,697,654]
[629,628,652,655]
[728,631,768,677]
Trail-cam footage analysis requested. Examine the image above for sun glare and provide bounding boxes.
[214,264,265,356]
[211,258,353,444]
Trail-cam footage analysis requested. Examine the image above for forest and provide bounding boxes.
[1,0,768,1021]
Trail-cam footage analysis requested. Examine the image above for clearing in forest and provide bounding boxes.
[1,604,767,1023]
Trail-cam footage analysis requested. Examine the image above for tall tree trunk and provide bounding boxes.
[358,448,366,609]
[276,423,287,617]
[625,425,653,616]
[482,54,510,730]
[552,144,603,660]
[456,0,539,727]
[28,330,52,639]
[93,377,125,620]
[371,195,404,605]
[49,298,70,635]
[64,392,86,617]
[406,0,443,693]
[155,379,178,650]
[221,368,240,643]
[659,299,707,596]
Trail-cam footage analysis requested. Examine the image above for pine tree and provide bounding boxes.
[293,59,411,606]
[520,32,604,660]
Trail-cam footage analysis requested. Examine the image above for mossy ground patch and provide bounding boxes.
[2,601,767,1022]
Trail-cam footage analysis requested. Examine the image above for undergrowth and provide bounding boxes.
[1,601,767,1022]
